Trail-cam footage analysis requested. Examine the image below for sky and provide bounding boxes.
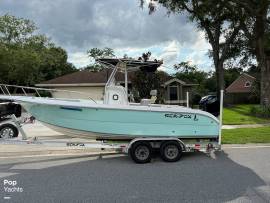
[0,0,213,73]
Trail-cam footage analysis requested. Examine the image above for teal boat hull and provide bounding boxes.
[22,101,220,140]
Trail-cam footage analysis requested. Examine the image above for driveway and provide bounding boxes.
[0,147,269,202]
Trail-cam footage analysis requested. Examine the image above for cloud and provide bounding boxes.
[181,31,213,71]
[0,0,212,70]
[156,41,180,72]
[68,52,90,68]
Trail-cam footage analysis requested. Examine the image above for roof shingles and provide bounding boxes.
[38,69,131,86]
[226,73,256,93]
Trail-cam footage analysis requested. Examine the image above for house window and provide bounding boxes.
[169,86,178,100]
[245,81,251,87]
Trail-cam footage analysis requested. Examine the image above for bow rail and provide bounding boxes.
[0,84,97,104]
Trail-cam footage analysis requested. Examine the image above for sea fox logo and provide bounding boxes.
[66,142,85,147]
[165,113,198,121]
[165,113,191,119]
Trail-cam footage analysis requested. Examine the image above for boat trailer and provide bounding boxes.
[0,85,224,163]
[0,113,222,163]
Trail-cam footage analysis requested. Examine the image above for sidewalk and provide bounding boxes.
[222,123,270,129]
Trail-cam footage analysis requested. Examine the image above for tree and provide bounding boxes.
[0,14,36,44]
[38,46,76,82]
[174,62,197,74]
[174,61,215,99]
[85,47,115,71]
[131,70,169,103]
[0,14,76,85]
[138,51,151,61]
[141,0,244,98]
[229,0,270,105]
[174,61,242,98]
[224,67,242,88]
[174,61,208,84]
[130,51,166,102]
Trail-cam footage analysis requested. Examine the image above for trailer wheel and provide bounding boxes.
[0,124,18,139]
[130,141,152,164]
[160,141,182,162]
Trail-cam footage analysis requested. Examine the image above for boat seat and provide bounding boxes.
[150,95,157,103]
[140,96,157,106]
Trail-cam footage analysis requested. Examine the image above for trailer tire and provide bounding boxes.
[160,141,182,162]
[0,124,18,139]
[129,141,152,164]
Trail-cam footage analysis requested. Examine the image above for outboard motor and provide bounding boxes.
[199,95,220,117]
[0,100,22,118]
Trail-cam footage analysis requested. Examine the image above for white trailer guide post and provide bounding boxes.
[219,90,224,146]
[186,91,189,108]
[0,86,224,163]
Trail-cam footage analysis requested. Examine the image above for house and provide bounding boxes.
[225,73,257,104]
[37,70,198,105]
[163,78,198,105]
[36,69,132,100]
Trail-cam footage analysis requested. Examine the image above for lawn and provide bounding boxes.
[223,104,270,125]
[222,127,270,144]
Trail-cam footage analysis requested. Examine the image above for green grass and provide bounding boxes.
[223,104,270,125]
[222,127,270,144]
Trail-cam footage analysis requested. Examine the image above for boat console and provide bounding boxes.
[104,85,128,105]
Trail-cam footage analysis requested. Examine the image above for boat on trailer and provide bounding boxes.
[0,58,222,163]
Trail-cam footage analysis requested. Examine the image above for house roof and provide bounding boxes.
[226,73,256,93]
[36,69,133,87]
[163,78,198,86]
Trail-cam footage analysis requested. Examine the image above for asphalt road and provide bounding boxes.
[0,147,270,203]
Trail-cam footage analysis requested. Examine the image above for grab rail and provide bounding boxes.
[0,84,97,104]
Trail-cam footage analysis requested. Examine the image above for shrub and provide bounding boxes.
[191,93,202,105]
[250,105,270,118]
